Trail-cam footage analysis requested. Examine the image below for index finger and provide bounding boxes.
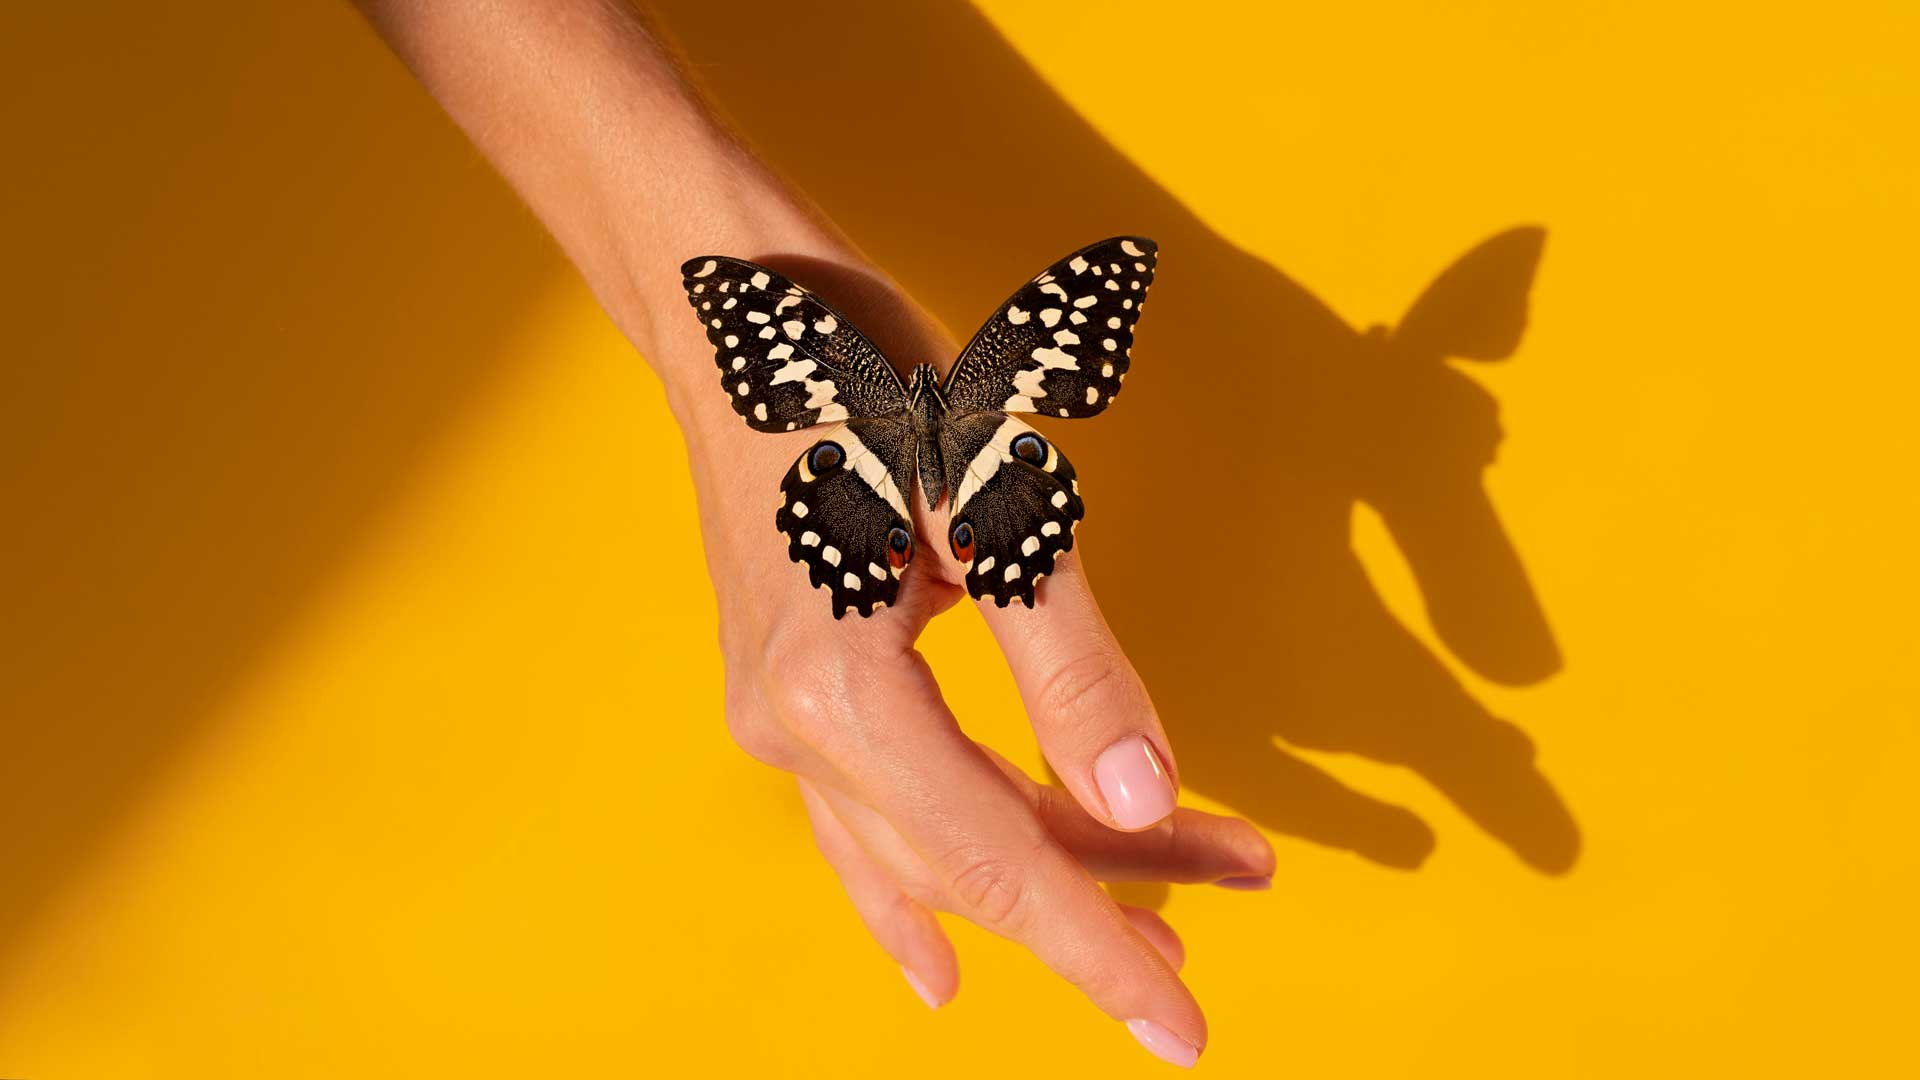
[978,550,1181,832]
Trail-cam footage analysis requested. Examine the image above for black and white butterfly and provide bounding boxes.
[679,237,1156,618]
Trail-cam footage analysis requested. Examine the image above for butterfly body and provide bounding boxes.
[681,237,1156,618]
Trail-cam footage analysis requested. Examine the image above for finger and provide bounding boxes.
[798,778,957,1009]
[1119,904,1185,972]
[978,551,1180,832]
[980,746,1275,885]
[800,662,1207,1064]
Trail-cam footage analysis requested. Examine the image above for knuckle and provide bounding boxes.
[943,843,1043,932]
[721,696,791,769]
[1035,649,1128,725]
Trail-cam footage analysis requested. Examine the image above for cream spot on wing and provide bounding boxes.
[754,402,769,421]
[1040,282,1069,301]
[1041,521,1062,537]
[1104,279,1120,291]
[1120,240,1144,256]
[1123,299,1133,309]
[1021,536,1040,556]
[1040,308,1062,327]
[701,300,711,310]
[1003,563,1022,582]
[723,297,737,310]
[749,270,771,289]
[692,283,705,294]
[801,530,821,546]
[1069,255,1089,274]
[836,425,911,518]
[736,381,749,395]
[822,545,841,566]
[977,556,995,574]
[786,421,796,430]
[1101,361,1114,377]
[1086,386,1100,405]
[1102,338,1117,351]
[1134,261,1147,272]
[758,326,777,339]
[869,562,887,581]
[1008,306,1030,325]
[746,311,771,324]
[1107,317,1121,329]
[843,571,861,590]
[792,501,808,518]
[770,357,814,383]
[816,403,849,423]
[693,259,718,277]
[814,315,837,334]
[725,334,740,347]
[1051,490,1068,508]
[1130,280,1142,290]
[1069,310,1087,325]
[731,356,746,371]
[709,319,721,328]
[1058,408,1069,416]
[776,295,802,313]
[782,320,806,340]
[1073,295,1098,308]
[1053,329,1081,346]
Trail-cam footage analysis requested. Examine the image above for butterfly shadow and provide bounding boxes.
[652,1,1579,880]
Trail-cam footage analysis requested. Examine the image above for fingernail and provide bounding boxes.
[1094,735,1177,829]
[900,965,942,1009]
[1125,1018,1200,1068]
[1213,875,1272,891]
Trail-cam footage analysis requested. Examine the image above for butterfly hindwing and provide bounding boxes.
[939,413,1084,607]
[774,417,919,619]
[680,256,907,432]
[942,237,1157,419]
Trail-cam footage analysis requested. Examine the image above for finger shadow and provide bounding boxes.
[653,1,1580,875]
[0,3,568,961]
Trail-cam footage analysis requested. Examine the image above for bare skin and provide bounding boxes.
[354,1,1275,1064]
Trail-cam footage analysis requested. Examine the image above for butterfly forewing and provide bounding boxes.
[680,256,908,432]
[942,237,1157,418]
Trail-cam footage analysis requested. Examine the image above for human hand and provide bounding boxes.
[352,1,1272,1064]
[663,253,1274,1068]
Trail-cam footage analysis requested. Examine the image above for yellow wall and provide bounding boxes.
[3,2,1915,1075]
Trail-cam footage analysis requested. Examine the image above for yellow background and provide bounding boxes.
[3,1,1916,1076]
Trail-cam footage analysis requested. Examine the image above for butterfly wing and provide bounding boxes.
[775,417,919,619]
[942,237,1157,418]
[680,256,907,431]
[939,413,1084,607]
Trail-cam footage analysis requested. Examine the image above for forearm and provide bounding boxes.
[351,0,857,412]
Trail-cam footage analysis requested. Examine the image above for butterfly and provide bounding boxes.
[679,237,1156,618]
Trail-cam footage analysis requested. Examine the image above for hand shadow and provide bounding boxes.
[649,1,1580,876]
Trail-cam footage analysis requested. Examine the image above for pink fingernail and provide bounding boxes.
[900,965,942,1009]
[1126,1018,1200,1068]
[1214,875,1273,891]
[1094,735,1176,829]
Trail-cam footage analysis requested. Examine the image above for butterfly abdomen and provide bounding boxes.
[908,363,948,508]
